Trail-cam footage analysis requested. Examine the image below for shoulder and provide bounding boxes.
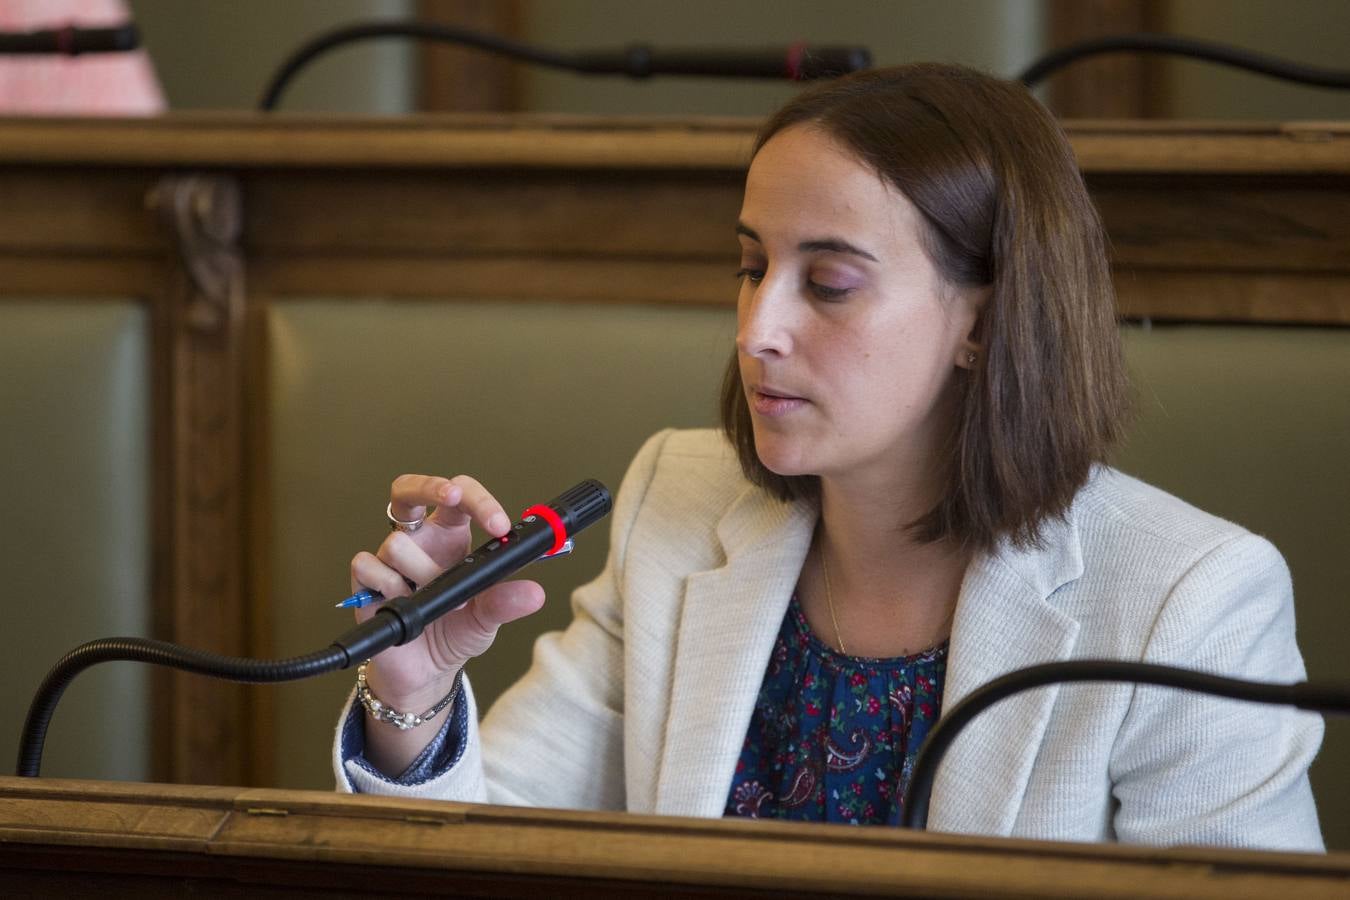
[1071,466,1281,572]
[1053,467,1292,660]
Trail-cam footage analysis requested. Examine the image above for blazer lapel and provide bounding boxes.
[927,514,1085,836]
[654,486,816,817]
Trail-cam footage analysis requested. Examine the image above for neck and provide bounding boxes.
[813,464,969,649]
[816,438,945,560]
[818,480,959,588]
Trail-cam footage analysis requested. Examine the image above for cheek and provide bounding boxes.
[846,318,957,401]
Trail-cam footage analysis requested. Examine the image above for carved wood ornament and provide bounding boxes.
[148,174,256,785]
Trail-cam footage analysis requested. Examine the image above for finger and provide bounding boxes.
[428,474,512,538]
[389,473,461,522]
[350,550,409,596]
[376,531,444,588]
[349,551,410,624]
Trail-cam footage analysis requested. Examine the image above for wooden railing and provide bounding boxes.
[2,777,1347,897]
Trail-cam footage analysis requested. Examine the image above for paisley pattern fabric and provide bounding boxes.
[725,594,947,826]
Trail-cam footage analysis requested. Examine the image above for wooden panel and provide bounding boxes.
[0,257,159,295]
[0,115,759,170]
[1091,176,1350,270]
[1116,271,1350,324]
[0,170,162,251]
[1,117,1347,174]
[1047,0,1163,118]
[150,176,257,787]
[1068,121,1350,173]
[417,0,521,113]
[250,255,737,304]
[241,170,744,257]
[1,779,1347,898]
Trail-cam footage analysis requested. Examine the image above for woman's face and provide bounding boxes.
[736,124,983,490]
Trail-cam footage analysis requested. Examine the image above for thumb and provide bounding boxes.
[469,579,547,630]
[430,579,546,666]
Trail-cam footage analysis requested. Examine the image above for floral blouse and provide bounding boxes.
[725,593,947,826]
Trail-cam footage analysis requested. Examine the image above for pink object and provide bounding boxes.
[0,0,164,115]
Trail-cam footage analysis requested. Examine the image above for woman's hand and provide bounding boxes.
[349,474,545,774]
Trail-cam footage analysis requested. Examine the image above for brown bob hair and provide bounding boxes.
[720,63,1130,551]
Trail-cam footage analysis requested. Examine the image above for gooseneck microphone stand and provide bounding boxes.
[17,480,611,778]
[258,21,871,111]
[900,660,1350,830]
[1018,33,1350,90]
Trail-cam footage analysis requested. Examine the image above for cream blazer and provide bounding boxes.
[337,429,1324,850]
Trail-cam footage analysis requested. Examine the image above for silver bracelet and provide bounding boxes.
[356,661,462,730]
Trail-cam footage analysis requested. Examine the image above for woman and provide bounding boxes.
[333,64,1323,849]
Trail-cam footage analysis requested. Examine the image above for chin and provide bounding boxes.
[752,432,816,478]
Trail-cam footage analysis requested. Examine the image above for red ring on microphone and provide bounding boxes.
[522,504,567,556]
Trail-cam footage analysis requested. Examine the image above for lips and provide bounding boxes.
[749,384,808,417]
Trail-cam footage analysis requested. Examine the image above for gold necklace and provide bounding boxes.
[819,548,848,655]
[819,545,958,658]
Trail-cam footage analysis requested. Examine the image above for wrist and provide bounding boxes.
[360,661,462,724]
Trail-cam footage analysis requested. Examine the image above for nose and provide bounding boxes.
[736,274,794,359]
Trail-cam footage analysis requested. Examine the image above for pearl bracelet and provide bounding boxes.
[356,661,462,730]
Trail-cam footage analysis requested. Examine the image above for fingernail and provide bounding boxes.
[491,513,510,535]
[441,485,457,503]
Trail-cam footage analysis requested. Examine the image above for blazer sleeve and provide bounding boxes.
[1108,532,1325,850]
[333,428,673,807]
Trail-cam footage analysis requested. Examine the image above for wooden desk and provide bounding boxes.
[1,777,1346,898]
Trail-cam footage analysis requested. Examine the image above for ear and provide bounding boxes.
[955,285,991,370]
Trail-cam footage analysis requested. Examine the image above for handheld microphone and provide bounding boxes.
[572,43,872,80]
[332,479,612,663]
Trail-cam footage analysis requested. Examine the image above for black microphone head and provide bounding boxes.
[549,479,612,535]
[793,45,872,80]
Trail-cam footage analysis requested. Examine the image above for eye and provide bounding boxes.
[735,267,764,284]
[808,281,851,301]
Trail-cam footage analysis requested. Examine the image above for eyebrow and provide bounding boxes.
[735,222,879,263]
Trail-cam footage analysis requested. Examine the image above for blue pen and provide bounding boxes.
[335,539,575,609]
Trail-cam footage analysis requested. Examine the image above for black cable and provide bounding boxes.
[16,637,351,777]
[900,660,1350,831]
[1020,33,1350,90]
[260,21,571,111]
[258,21,870,111]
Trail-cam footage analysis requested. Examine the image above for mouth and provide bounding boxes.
[749,384,808,416]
